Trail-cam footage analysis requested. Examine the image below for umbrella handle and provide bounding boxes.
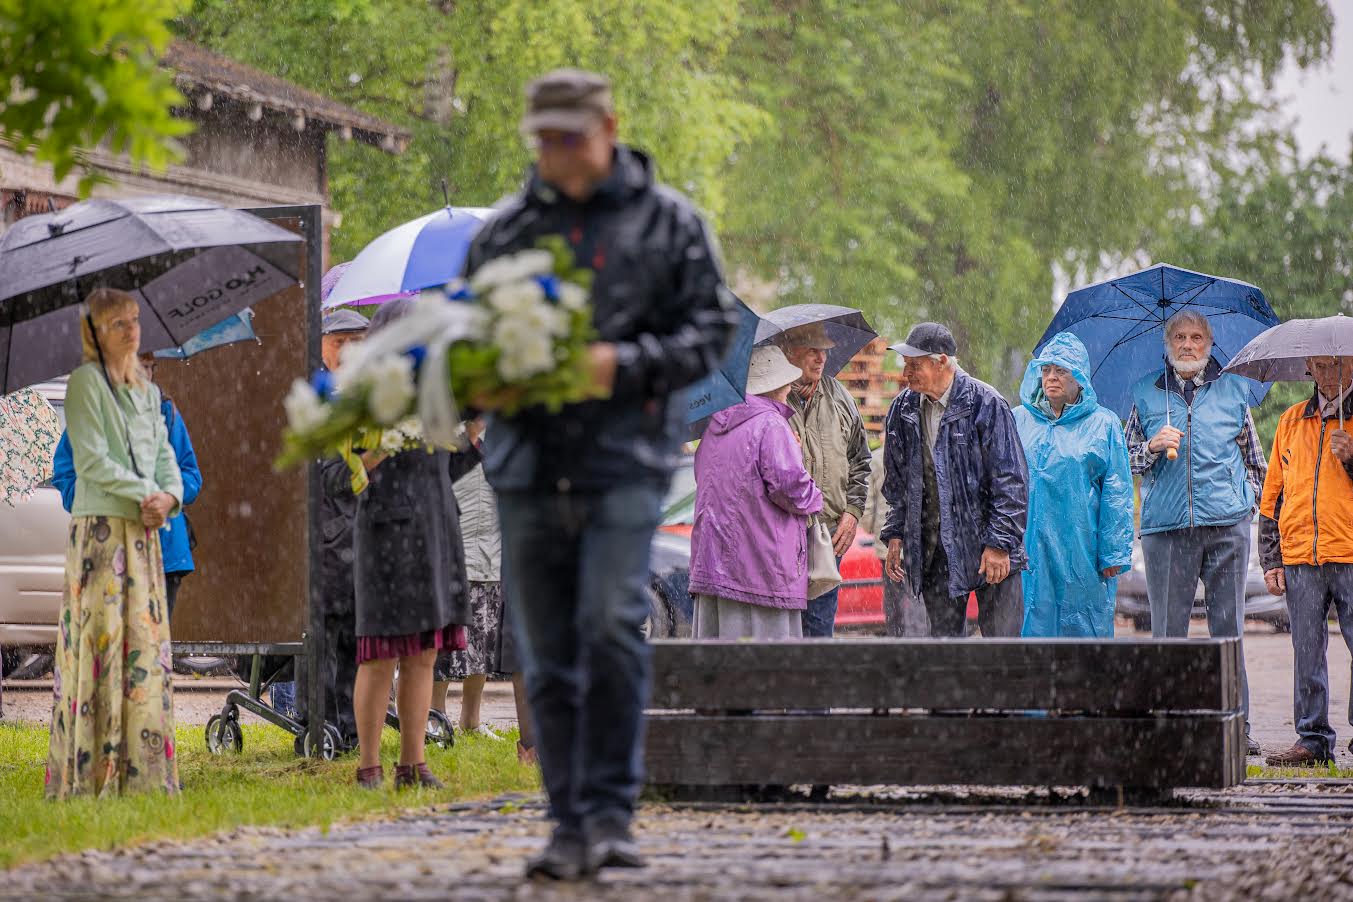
[1164,378,1178,459]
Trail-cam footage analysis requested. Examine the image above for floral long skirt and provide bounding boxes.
[45,515,178,799]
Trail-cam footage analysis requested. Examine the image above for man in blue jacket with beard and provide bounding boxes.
[881,323,1028,637]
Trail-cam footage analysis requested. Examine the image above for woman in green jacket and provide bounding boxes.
[46,288,184,799]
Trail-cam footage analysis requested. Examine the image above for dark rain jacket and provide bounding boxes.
[352,446,479,638]
[317,457,360,617]
[463,145,738,493]
[880,370,1029,599]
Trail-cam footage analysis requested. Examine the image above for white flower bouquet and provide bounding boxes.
[276,238,596,491]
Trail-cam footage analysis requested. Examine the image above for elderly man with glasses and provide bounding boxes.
[1260,355,1353,766]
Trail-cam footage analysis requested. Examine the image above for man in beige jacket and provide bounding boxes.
[779,323,872,637]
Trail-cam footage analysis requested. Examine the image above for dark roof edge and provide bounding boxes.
[164,40,411,153]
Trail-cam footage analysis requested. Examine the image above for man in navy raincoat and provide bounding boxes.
[881,322,1028,637]
[1013,332,1133,637]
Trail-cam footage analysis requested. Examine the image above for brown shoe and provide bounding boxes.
[1265,744,1330,767]
[394,762,444,789]
[517,741,539,766]
[355,765,384,789]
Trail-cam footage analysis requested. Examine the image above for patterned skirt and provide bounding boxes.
[435,581,507,680]
[46,516,178,799]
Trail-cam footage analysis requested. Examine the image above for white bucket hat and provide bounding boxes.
[746,345,805,396]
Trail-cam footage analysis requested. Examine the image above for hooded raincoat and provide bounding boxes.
[688,394,824,608]
[1013,332,1134,637]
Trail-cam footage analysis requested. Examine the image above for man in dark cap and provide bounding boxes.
[880,322,1028,637]
[464,69,736,880]
[320,308,369,372]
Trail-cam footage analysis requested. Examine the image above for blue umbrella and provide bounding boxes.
[153,309,258,360]
[685,296,761,436]
[1035,263,1280,418]
[322,207,492,309]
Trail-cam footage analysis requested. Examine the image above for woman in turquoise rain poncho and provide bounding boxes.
[1013,331,1134,637]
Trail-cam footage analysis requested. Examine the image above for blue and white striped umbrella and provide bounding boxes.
[322,207,493,309]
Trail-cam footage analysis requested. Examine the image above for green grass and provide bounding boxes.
[0,720,540,870]
[1247,762,1353,779]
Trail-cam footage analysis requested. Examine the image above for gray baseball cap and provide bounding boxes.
[520,68,613,136]
[322,308,370,335]
[891,322,957,358]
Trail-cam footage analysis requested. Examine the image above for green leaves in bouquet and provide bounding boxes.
[274,387,372,471]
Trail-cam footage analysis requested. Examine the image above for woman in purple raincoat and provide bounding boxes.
[689,345,824,639]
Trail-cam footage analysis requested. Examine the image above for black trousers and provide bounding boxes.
[294,608,360,745]
[917,541,1023,638]
[164,571,188,623]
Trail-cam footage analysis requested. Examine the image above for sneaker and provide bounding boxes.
[355,765,384,789]
[462,723,505,741]
[517,741,539,766]
[525,829,590,881]
[586,819,646,871]
[1265,743,1331,767]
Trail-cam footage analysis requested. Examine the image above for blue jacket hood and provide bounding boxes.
[1021,331,1098,425]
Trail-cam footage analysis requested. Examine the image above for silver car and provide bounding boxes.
[0,382,68,654]
[1115,521,1289,631]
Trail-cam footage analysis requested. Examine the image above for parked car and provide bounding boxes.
[1115,522,1289,631]
[0,381,67,671]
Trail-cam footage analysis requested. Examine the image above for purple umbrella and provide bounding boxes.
[321,261,413,307]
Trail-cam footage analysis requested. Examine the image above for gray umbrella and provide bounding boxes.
[1223,314,1353,426]
[753,303,877,378]
[0,195,301,393]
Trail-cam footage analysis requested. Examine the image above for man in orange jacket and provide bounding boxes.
[1260,355,1353,766]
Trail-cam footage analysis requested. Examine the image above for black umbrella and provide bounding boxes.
[0,195,302,393]
[753,303,877,378]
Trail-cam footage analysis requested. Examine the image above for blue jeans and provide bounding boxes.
[496,485,662,835]
[1142,519,1252,730]
[1285,563,1353,758]
[801,555,844,638]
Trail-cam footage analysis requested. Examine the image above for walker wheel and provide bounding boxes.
[302,724,343,761]
[426,709,455,749]
[206,713,243,754]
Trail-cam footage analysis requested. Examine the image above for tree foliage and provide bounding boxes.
[0,0,192,195]
[177,0,763,261]
[175,0,1336,395]
[718,0,1334,386]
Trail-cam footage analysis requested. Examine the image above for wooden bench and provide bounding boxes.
[644,638,1246,796]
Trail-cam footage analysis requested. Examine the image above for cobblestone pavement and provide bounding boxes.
[3,783,1353,900]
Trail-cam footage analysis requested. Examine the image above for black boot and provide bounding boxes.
[525,828,590,881]
[587,817,646,871]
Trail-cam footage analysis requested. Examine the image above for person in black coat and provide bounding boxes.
[350,299,476,790]
[463,69,737,878]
